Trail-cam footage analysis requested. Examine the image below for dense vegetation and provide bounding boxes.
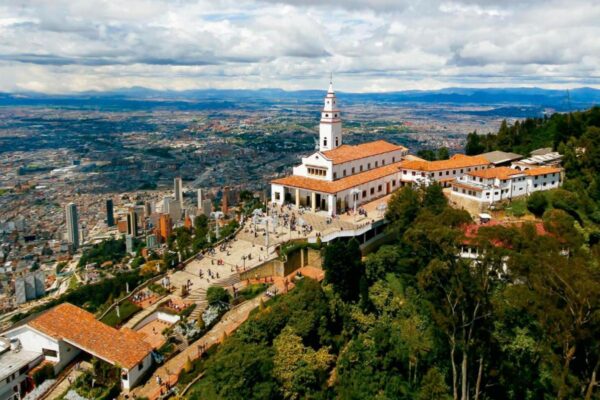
[183,107,600,400]
[467,106,600,233]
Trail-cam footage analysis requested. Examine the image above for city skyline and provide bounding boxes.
[0,0,598,93]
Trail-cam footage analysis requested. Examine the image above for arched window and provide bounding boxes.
[325,113,329,117]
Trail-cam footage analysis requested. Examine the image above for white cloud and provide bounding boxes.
[0,0,597,93]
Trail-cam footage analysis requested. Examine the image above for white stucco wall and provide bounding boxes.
[123,353,153,390]
[4,326,81,374]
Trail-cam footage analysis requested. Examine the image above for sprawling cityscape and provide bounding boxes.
[1,1,600,400]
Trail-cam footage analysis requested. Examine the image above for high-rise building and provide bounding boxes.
[202,199,212,217]
[174,177,183,207]
[197,189,203,209]
[106,199,115,227]
[65,203,79,250]
[127,208,138,237]
[146,234,158,250]
[164,196,182,221]
[144,201,152,218]
[126,234,134,254]
[158,213,172,243]
[14,271,45,305]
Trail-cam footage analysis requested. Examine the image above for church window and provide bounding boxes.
[368,163,371,169]
[334,113,338,117]
[370,188,375,195]
[352,167,355,174]
[343,170,347,177]
[323,138,327,146]
[382,159,385,165]
[360,165,363,172]
[375,161,378,167]
[325,113,329,117]
[335,138,339,146]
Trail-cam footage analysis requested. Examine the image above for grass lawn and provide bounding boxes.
[68,275,80,290]
[237,283,268,301]
[100,299,141,327]
[505,198,529,218]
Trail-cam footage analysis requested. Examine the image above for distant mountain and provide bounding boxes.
[0,87,598,111]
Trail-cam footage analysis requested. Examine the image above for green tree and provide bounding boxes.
[417,149,437,161]
[437,147,450,160]
[386,186,421,237]
[206,286,231,306]
[423,183,447,214]
[465,131,485,155]
[526,192,548,217]
[418,367,452,400]
[323,239,363,302]
[273,326,333,399]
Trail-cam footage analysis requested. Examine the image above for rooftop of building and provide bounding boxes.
[23,303,152,370]
[321,140,407,165]
[400,154,490,171]
[479,150,523,165]
[467,167,523,180]
[523,166,562,176]
[272,161,402,194]
[0,338,42,380]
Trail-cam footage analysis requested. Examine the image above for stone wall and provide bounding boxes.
[238,246,323,281]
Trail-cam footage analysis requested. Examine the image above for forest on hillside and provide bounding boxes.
[181,108,600,400]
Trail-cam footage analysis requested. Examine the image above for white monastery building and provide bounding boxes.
[450,166,562,204]
[271,80,498,215]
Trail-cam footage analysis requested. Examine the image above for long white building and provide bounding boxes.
[450,166,562,204]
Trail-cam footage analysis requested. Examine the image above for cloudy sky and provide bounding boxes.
[0,0,598,93]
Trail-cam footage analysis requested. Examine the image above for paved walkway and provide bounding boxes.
[45,361,91,400]
[122,294,171,329]
[131,293,269,400]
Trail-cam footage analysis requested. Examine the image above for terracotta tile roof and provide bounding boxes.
[524,166,562,176]
[272,162,402,194]
[321,140,406,165]
[462,221,550,247]
[28,303,152,369]
[467,167,523,180]
[400,154,490,171]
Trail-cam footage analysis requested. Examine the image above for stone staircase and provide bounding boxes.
[186,273,241,322]
[215,272,241,288]
[188,288,207,321]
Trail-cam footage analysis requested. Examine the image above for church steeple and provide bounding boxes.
[319,75,342,152]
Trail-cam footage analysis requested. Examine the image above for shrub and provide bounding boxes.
[32,363,55,385]
[527,192,548,217]
[206,286,231,306]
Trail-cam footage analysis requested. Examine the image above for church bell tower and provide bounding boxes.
[319,76,342,152]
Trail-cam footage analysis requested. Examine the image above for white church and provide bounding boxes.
[271,80,409,215]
